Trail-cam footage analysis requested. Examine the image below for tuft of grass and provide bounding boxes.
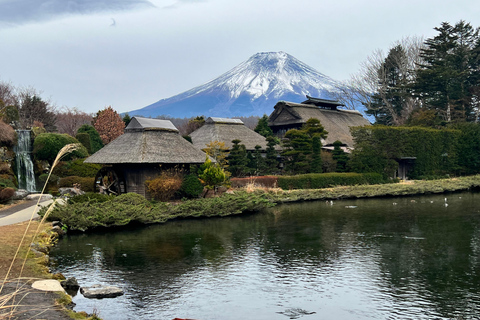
[0,143,85,319]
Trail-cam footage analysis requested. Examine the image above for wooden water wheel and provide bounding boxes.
[94,167,124,195]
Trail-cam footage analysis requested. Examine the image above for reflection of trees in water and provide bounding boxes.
[51,192,480,318]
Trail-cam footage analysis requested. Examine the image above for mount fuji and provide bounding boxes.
[128,52,350,118]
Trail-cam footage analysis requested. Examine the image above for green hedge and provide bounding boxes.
[33,133,88,163]
[350,125,460,178]
[53,158,101,178]
[278,172,387,190]
[58,176,95,192]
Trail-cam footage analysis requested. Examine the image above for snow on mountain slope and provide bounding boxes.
[128,52,353,118]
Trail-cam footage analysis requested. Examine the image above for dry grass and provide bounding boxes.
[0,143,82,320]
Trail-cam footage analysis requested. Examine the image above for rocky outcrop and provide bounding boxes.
[80,285,124,299]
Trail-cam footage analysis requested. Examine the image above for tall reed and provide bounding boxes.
[0,143,81,319]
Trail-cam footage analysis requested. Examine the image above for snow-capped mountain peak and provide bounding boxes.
[128,52,345,118]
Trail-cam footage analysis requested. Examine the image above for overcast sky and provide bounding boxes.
[1,0,479,114]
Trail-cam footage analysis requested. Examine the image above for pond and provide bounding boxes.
[50,192,480,320]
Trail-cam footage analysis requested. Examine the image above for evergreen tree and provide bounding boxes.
[282,118,328,174]
[332,140,349,172]
[123,113,132,127]
[367,45,414,125]
[265,136,279,174]
[254,114,274,137]
[227,139,249,177]
[414,21,480,123]
[77,124,104,153]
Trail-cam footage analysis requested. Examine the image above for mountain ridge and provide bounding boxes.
[128,52,348,118]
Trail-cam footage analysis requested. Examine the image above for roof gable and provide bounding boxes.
[126,117,179,132]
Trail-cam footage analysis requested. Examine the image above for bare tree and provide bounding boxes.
[55,107,93,136]
[335,36,425,125]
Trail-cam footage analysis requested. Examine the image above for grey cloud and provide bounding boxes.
[0,0,154,25]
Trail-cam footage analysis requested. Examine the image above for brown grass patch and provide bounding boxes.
[0,221,47,280]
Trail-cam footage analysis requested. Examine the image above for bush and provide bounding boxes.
[68,192,115,205]
[75,132,91,154]
[0,174,17,189]
[53,158,101,178]
[146,171,184,201]
[58,176,95,192]
[277,172,387,190]
[0,187,15,203]
[0,119,16,147]
[179,174,204,198]
[33,133,88,163]
[0,162,12,175]
[77,124,104,153]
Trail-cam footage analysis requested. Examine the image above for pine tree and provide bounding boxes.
[367,45,413,125]
[282,118,328,174]
[414,21,480,123]
[227,139,249,177]
[265,136,279,174]
[332,140,349,172]
[254,114,274,137]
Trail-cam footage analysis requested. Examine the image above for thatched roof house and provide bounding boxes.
[268,97,370,147]
[190,117,271,151]
[85,117,207,197]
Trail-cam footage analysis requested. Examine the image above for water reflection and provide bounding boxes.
[50,192,480,320]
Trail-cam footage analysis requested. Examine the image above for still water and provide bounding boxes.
[50,192,480,320]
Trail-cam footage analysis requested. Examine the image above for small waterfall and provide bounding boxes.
[14,130,36,192]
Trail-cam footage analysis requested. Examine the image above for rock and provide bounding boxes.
[51,225,65,237]
[31,279,65,292]
[58,187,85,196]
[26,193,53,201]
[30,242,49,254]
[52,273,66,281]
[12,189,29,200]
[51,221,62,227]
[61,277,80,291]
[80,285,124,299]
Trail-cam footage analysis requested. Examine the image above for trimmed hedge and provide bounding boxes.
[277,172,387,190]
[58,176,95,192]
[53,159,101,178]
[33,133,88,163]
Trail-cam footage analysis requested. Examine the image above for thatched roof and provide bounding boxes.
[190,117,270,151]
[268,100,371,146]
[85,117,207,164]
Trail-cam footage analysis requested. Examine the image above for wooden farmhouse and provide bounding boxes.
[85,117,208,198]
[190,117,271,151]
[268,96,371,149]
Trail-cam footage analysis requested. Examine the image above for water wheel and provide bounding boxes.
[94,167,123,195]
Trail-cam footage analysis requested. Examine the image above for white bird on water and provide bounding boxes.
[444,197,448,207]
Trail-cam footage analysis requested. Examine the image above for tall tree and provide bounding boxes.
[227,139,249,177]
[77,124,104,153]
[254,114,273,138]
[282,118,328,174]
[17,90,56,131]
[414,21,480,123]
[341,36,424,125]
[93,106,125,144]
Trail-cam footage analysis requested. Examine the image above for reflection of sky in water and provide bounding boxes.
[50,192,480,320]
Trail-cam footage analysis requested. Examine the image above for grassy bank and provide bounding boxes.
[45,175,480,232]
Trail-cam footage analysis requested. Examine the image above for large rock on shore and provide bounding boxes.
[80,284,124,299]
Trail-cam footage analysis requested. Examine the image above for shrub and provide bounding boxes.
[68,192,115,205]
[0,174,17,189]
[0,187,15,203]
[179,174,204,198]
[75,132,91,154]
[198,158,227,189]
[53,158,101,178]
[0,119,16,147]
[58,176,95,192]
[146,171,184,201]
[0,162,12,174]
[277,172,387,190]
[33,133,88,163]
[77,124,104,153]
